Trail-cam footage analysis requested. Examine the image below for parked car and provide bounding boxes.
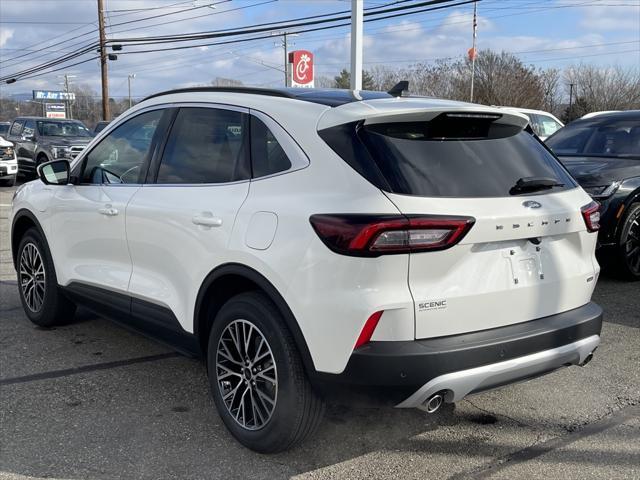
[498,107,564,141]
[93,120,110,135]
[581,111,620,120]
[0,121,11,140]
[7,117,92,178]
[10,87,603,453]
[0,135,18,186]
[546,110,640,280]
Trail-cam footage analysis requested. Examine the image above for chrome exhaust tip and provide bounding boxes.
[580,352,594,367]
[422,393,444,414]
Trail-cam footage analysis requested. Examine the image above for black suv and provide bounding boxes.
[547,110,640,280]
[7,117,93,177]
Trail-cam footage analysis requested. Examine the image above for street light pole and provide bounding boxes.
[469,1,478,103]
[128,73,136,109]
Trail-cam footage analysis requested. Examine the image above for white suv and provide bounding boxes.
[10,87,603,453]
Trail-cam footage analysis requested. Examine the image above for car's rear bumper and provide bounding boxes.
[318,302,603,398]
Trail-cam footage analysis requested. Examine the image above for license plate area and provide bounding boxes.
[503,243,544,286]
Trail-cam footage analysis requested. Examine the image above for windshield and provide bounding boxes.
[546,118,640,159]
[36,120,92,138]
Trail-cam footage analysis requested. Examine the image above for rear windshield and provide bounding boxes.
[320,116,576,198]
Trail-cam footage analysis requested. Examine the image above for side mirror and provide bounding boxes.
[22,135,36,142]
[38,160,70,185]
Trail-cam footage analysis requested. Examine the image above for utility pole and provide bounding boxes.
[59,74,76,119]
[568,82,575,120]
[273,32,297,87]
[350,0,363,90]
[97,0,110,121]
[128,73,136,109]
[469,0,478,102]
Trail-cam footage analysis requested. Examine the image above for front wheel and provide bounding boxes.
[614,203,640,280]
[17,228,77,326]
[207,292,324,453]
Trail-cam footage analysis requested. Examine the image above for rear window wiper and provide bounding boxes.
[510,177,565,195]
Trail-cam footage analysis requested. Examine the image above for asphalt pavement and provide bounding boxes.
[1,182,638,480]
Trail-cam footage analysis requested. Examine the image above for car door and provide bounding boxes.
[125,105,251,331]
[47,108,170,296]
[8,120,25,169]
[18,119,38,173]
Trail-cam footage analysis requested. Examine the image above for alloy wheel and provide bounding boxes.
[19,242,46,312]
[624,213,640,275]
[216,319,278,430]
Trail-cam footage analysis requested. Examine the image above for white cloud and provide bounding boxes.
[0,28,14,48]
[578,4,640,30]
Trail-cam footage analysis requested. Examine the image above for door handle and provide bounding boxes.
[192,213,223,227]
[98,205,119,216]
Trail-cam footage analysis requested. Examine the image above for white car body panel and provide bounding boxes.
[9,91,601,377]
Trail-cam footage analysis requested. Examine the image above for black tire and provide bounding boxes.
[207,291,324,453]
[613,203,640,280]
[17,227,77,327]
[0,176,16,187]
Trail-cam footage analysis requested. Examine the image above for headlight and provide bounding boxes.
[51,146,71,159]
[582,182,621,199]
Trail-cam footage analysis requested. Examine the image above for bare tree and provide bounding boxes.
[539,68,562,116]
[563,64,640,119]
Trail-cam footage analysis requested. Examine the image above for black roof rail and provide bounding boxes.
[143,86,297,102]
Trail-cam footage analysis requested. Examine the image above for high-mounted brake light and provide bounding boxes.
[309,214,475,257]
[581,201,601,232]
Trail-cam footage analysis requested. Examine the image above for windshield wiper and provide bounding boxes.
[510,176,564,195]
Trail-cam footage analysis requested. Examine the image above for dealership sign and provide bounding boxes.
[288,50,314,88]
[33,90,76,101]
[45,103,66,119]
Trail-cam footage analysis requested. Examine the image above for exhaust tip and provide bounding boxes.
[422,393,444,414]
[580,352,594,367]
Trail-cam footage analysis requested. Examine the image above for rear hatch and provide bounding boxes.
[320,105,599,339]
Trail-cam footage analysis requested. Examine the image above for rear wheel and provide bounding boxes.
[614,203,640,280]
[17,228,76,326]
[207,291,324,453]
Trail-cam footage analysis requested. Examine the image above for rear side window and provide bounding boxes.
[321,115,576,198]
[157,107,250,184]
[250,116,291,178]
[10,121,23,136]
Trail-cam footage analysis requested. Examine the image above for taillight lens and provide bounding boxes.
[309,214,475,257]
[581,201,601,232]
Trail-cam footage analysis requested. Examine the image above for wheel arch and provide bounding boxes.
[612,183,640,241]
[194,263,316,376]
[11,209,47,269]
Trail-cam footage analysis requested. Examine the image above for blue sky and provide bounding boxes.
[0,0,638,100]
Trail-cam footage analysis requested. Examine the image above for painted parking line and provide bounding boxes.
[0,352,181,386]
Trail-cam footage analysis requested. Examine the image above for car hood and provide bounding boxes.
[0,137,13,147]
[559,156,640,186]
[41,136,92,145]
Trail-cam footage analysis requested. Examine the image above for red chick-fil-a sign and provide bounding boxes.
[288,50,314,88]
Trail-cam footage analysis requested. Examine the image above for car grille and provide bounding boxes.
[70,145,86,159]
[0,147,14,161]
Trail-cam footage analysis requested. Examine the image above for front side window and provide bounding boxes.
[80,109,164,184]
[250,116,291,178]
[9,121,23,137]
[529,114,562,138]
[156,107,249,184]
[37,120,91,138]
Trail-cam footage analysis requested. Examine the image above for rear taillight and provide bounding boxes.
[309,214,475,257]
[581,201,601,232]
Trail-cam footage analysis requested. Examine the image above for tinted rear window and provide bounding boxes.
[321,117,576,198]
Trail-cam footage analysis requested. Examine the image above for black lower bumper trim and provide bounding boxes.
[315,302,603,388]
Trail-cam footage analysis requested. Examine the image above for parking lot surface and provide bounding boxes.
[1,182,638,480]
